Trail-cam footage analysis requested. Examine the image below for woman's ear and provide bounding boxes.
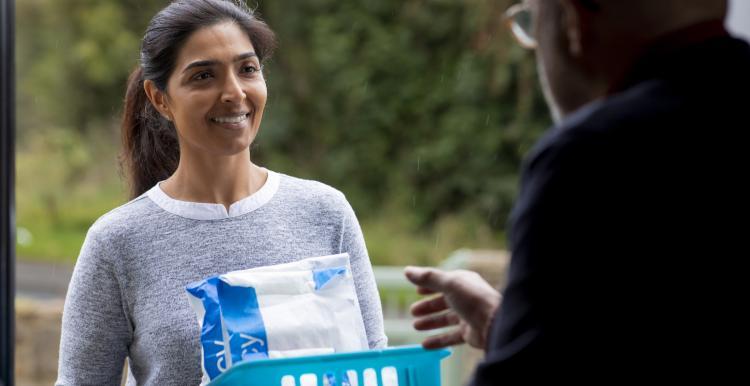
[143,80,173,122]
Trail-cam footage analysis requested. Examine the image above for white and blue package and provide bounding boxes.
[186,253,369,384]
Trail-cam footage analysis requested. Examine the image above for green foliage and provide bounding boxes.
[16,0,551,264]
[254,0,550,226]
[16,128,125,262]
[16,0,156,136]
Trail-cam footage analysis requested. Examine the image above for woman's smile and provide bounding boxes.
[209,111,252,129]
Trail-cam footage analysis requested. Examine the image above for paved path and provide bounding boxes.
[15,260,73,300]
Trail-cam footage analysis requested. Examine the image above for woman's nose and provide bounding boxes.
[221,73,246,104]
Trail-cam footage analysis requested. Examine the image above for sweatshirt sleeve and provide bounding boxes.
[337,196,388,349]
[56,225,132,385]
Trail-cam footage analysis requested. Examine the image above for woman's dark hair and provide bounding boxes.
[120,0,276,198]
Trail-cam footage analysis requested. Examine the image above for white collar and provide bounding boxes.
[146,169,280,220]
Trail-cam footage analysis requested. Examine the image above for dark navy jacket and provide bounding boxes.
[471,22,748,383]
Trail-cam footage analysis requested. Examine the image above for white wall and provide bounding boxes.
[727,0,750,41]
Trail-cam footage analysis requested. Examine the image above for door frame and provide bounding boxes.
[1,0,15,384]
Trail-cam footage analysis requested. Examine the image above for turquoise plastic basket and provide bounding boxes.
[207,345,451,386]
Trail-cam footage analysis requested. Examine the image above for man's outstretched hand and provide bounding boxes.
[404,266,501,350]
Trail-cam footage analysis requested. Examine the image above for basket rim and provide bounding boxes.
[207,344,451,385]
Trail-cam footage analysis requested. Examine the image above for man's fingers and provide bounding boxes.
[410,294,448,317]
[422,330,465,349]
[416,286,437,296]
[413,311,460,331]
[404,266,449,293]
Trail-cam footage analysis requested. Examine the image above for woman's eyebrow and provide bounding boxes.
[182,52,258,73]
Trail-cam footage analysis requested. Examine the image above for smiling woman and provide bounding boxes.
[142,21,271,204]
[55,1,387,385]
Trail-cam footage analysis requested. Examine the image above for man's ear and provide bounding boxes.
[143,80,173,122]
[559,0,595,57]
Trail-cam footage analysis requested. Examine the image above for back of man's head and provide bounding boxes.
[535,0,729,121]
[599,0,727,39]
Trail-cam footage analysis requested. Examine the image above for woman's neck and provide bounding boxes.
[160,150,268,211]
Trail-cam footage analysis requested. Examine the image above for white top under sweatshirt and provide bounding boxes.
[56,170,387,386]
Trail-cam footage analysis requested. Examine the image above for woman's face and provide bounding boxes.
[153,22,267,157]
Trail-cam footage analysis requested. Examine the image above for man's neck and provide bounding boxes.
[607,19,729,94]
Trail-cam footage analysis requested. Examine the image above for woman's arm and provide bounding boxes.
[56,227,132,385]
[338,197,388,349]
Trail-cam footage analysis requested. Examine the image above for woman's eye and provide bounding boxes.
[192,71,212,81]
[241,65,258,74]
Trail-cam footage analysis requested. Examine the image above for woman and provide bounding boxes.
[56,1,386,385]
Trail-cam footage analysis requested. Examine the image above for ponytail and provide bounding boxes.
[119,66,180,199]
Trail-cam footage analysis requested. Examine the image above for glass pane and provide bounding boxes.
[13,0,552,385]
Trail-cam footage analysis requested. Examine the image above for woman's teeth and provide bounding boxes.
[211,114,249,124]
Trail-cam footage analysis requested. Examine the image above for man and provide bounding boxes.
[406,0,745,381]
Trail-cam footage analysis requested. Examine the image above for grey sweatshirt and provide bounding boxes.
[56,170,387,386]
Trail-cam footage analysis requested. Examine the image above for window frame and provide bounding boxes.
[1,0,15,385]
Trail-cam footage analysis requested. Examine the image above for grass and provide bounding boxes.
[16,184,126,264]
[362,211,505,267]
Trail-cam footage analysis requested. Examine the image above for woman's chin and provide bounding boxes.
[219,137,257,157]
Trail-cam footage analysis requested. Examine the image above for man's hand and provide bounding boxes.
[404,266,501,350]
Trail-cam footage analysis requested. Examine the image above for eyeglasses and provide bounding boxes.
[504,2,537,49]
